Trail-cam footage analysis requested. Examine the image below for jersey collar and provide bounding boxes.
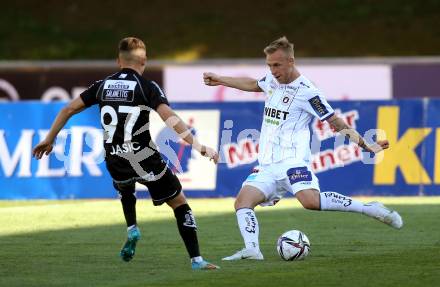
[120,67,141,76]
[279,74,303,88]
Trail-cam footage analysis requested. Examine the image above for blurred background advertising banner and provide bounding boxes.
[145,109,220,191]
[0,66,163,101]
[2,99,439,199]
[392,63,440,98]
[0,103,114,199]
[164,64,392,102]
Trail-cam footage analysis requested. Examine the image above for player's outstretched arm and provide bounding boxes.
[203,72,262,92]
[32,97,87,159]
[156,104,219,163]
[327,114,390,153]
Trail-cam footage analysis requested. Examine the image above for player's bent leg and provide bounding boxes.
[234,185,267,210]
[166,193,220,270]
[297,189,403,229]
[223,185,265,261]
[295,188,321,210]
[166,191,187,209]
[316,190,365,213]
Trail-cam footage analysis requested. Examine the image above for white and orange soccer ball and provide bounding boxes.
[276,230,311,261]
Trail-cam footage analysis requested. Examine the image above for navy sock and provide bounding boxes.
[120,191,137,227]
[174,204,200,258]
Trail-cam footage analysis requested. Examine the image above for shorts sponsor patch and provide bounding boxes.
[308,95,329,118]
[287,167,312,185]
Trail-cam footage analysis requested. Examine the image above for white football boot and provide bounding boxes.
[363,201,403,229]
[222,248,264,261]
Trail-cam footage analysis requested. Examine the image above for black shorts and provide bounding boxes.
[107,153,182,206]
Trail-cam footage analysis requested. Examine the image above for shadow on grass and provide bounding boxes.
[0,204,439,287]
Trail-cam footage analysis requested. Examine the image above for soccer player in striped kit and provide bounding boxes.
[204,36,403,261]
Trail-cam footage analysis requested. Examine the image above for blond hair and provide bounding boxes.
[263,36,294,57]
[118,37,146,63]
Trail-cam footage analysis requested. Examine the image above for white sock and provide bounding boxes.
[236,208,260,250]
[319,191,364,213]
[127,224,137,232]
[191,256,203,263]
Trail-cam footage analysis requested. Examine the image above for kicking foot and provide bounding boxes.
[120,226,141,262]
[363,202,403,229]
[191,260,220,270]
[222,248,264,261]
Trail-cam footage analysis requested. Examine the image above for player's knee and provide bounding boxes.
[296,190,320,210]
[113,181,135,193]
[113,181,136,204]
[167,192,187,209]
[234,198,243,210]
[234,196,256,210]
[234,188,265,210]
[300,199,319,210]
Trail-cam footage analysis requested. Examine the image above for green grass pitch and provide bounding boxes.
[1,197,439,287]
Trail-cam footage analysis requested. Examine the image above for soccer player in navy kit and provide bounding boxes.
[204,36,403,261]
[33,37,219,270]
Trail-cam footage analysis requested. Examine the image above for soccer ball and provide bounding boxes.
[276,230,311,261]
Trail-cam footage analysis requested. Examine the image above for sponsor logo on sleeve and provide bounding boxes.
[308,95,329,117]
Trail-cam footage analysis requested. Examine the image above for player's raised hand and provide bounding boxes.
[377,140,390,150]
[32,140,54,159]
[203,72,221,86]
[367,140,390,153]
[200,146,219,164]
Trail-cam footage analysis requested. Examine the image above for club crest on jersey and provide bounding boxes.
[281,95,292,105]
[287,167,312,184]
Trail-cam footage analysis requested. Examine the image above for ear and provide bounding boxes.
[141,56,147,66]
